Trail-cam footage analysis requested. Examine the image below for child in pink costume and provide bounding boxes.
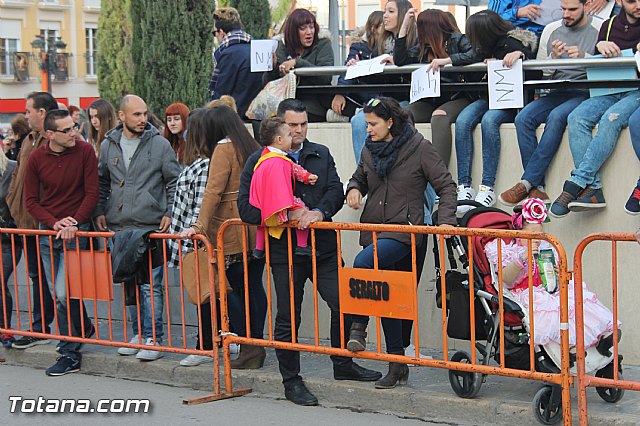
[484,198,620,352]
[250,117,318,258]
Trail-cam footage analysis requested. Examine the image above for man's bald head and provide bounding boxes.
[118,95,148,138]
[119,94,146,114]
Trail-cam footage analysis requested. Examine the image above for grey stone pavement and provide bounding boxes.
[1,317,639,426]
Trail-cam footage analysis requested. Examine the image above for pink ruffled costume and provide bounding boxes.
[249,147,313,253]
[484,239,619,348]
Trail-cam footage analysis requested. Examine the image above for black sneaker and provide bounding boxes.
[12,336,50,349]
[294,246,313,257]
[568,187,606,211]
[252,249,265,259]
[624,185,640,215]
[46,355,81,376]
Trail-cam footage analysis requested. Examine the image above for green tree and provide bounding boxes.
[97,0,134,107]
[132,0,214,115]
[226,0,272,39]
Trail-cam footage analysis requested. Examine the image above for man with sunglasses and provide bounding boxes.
[23,109,99,376]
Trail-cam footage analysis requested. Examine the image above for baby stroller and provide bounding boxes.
[432,201,623,425]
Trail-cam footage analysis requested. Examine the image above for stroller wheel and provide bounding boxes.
[532,385,563,425]
[595,361,625,403]
[448,351,483,399]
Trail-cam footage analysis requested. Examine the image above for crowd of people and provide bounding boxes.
[0,0,637,408]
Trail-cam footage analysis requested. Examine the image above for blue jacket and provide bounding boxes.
[488,0,545,36]
[210,39,263,118]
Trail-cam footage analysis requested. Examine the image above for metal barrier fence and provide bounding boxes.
[216,219,573,425]
[574,233,640,425]
[0,228,248,404]
[291,57,640,98]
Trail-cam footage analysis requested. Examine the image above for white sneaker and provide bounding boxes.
[457,185,476,201]
[179,354,213,367]
[136,337,164,361]
[117,334,141,356]
[405,344,433,360]
[230,343,240,354]
[475,185,496,207]
[325,109,349,123]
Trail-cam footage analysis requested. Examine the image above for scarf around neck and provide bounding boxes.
[365,123,414,178]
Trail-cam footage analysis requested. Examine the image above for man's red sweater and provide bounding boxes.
[24,140,99,229]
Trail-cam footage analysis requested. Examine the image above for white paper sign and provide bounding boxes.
[251,39,278,72]
[344,54,391,80]
[488,59,524,110]
[635,51,640,73]
[410,65,441,104]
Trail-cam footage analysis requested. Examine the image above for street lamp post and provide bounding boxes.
[30,36,67,94]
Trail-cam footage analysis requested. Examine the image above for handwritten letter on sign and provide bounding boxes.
[410,65,441,104]
[251,39,279,72]
[488,59,524,110]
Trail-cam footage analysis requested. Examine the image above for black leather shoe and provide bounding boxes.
[284,382,318,406]
[333,362,382,381]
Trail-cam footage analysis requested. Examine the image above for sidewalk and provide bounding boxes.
[2,333,638,426]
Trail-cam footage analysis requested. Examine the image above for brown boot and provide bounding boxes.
[230,344,266,369]
[374,354,409,389]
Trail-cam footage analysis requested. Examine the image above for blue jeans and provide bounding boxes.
[39,224,93,360]
[353,239,411,354]
[629,107,640,187]
[514,91,587,187]
[226,258,267,339]
[126,265,164,341]
[455,99,516,187]
[567,90,640,189]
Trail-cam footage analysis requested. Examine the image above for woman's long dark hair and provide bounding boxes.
[362,96,411,137]
[282,8,319,57]
[416,9,459,62]
[87,99,116,156]
[365,11,384,54]
[465,10,514,57]
[182,109,209,166]
[204,106,260,166]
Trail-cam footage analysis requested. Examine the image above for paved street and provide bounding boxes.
[0,364,447,426]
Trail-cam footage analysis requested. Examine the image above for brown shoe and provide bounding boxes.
[499,182,529,206]
[528,188,550,203]
[230,344,266,369]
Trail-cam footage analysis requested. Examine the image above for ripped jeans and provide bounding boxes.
[567,90,640,189]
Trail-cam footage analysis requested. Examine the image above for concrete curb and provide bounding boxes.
[1,345,637,426]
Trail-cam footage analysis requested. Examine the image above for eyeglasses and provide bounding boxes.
[53,127,76,135]
[366,98,390,115]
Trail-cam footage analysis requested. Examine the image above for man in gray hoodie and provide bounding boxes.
[95,94,180,361]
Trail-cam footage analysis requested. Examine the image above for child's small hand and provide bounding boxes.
[308,174,318,185]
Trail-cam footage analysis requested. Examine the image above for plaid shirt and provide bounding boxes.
[167,158,209,267]
[209,30,252,95]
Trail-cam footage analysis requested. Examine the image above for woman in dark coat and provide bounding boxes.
[264,8,334,122]
[345,97,457,389]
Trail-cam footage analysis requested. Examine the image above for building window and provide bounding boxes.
[356,2,380,27]
[0,38,19,76]
[85,28,98,76]
[39,29,60,51]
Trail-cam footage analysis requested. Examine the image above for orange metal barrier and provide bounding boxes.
[0,228,249,404]
[574,232,639,425]
[216,219,573,424]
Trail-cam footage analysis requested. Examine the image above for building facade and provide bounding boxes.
[0,0,100,118]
